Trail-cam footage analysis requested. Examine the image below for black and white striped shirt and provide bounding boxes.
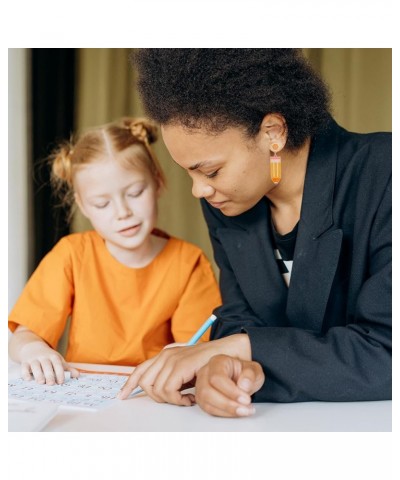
[271,222,298,287]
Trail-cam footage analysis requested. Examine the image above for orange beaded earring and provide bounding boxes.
[270,142,281,184]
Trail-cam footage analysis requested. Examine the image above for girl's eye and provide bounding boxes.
[128,190,144,198]
[205,170,219,179]
[94,202,109,209]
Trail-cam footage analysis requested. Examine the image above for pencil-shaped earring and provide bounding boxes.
[270,142,281,185]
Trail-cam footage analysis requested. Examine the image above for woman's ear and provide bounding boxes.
[260,113,288,151]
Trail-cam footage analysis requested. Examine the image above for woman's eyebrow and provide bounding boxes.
[189,161,215,171]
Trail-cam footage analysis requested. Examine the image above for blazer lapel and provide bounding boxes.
[216,199,288,325]
[286,119,343,332]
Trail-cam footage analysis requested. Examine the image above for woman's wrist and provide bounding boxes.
[215,334,252,361]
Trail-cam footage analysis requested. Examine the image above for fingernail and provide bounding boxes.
[117,391,123,400]
[236,406,255,416]
[237,395,251,405]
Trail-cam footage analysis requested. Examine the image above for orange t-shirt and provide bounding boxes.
[8,230,221,365]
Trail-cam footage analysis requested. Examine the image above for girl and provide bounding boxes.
[8,117,221,385]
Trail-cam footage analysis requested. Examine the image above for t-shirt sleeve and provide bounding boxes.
[171,251,221,344]
[8,238,75,349]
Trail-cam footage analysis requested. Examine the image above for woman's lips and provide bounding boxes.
[208,200,227,209]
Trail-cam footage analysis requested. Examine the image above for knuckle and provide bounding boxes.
[209,372,222,387]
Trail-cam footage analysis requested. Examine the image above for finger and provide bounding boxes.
[151,348,198,405]
[135,350,180,403]
[237,363,265,395]
[118,358,154,399]
[64,365,80,379]
[204,355,252,404]
[209,367,252,405]
[196,383,255,418]
[30,360,46,384]
[20,362,33,381]
[40,358,57,385]
[48,356,67,384]
[201,401,256,418]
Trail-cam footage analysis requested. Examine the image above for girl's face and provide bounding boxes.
[74,156,160,259]
[161,124,274,217]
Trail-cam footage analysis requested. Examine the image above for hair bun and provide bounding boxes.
[124,117,158,144]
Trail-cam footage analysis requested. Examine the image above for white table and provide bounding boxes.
[8,360,391,432]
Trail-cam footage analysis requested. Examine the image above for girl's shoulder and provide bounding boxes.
[153,229,201,253]
[52,230,102,258]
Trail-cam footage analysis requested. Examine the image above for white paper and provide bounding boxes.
[8,399,58,431]
[8,373,128,410]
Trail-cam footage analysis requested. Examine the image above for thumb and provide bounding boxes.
[237,362,265,396]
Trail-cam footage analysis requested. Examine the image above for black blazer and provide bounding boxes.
[203,118,391,402]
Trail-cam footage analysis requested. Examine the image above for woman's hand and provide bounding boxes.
[118,334,251,406]
[195,354,265,417]
[19,341,80,385]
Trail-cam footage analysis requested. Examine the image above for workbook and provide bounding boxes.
[8,373,129,411]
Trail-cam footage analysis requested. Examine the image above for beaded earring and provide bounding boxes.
[270,142,281,184]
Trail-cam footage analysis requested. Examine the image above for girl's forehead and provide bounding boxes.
[73,157,152,187]
[76,155,147,175]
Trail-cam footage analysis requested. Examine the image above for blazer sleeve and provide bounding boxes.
[201,201,269,339]
[246,177,392,402]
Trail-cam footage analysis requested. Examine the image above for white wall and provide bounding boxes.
[8,49,31,313]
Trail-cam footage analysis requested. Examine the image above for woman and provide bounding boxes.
[119,49,391,418]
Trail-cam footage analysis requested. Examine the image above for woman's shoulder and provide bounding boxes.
[336,125,391,187]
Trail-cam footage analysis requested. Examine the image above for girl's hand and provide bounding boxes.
[195,354,265,417]
[19,341,80,385]
[118,334,251,405]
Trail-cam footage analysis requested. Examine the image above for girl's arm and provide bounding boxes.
[9,325,79,385]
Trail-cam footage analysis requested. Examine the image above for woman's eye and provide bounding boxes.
[205,170,219,179]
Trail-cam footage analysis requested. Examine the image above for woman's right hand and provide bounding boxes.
[118,334,252,406]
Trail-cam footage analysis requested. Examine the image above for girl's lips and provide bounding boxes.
[118,225,141,237]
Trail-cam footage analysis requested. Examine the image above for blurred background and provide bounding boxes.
[8,48,392,312]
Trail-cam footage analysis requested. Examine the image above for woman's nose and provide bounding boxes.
[191,178,215,199]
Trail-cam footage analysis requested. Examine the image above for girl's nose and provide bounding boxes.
[191,178,215,199]
[116,200,133,220]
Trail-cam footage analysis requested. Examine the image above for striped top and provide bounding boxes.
[271,222,298,287]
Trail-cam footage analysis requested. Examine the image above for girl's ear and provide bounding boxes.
[74,193,88,218]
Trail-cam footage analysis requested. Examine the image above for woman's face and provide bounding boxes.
[162,124,274,216]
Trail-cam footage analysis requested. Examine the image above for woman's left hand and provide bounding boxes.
[195,354,265,417]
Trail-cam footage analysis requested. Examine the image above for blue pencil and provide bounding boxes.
[128,314,217,398]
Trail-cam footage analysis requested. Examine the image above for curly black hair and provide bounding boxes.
[132,48,331,150]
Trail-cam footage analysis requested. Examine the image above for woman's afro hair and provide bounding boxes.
[132,48,332,149]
